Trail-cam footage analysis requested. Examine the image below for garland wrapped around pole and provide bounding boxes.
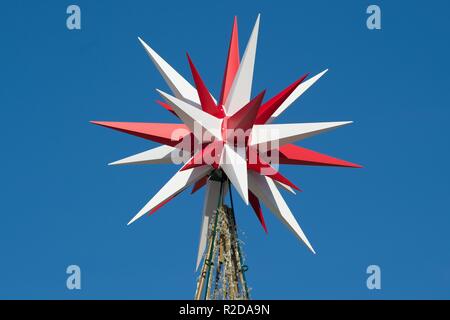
[195,170,250,300]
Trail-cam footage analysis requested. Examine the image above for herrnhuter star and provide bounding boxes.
[92,15,361,300]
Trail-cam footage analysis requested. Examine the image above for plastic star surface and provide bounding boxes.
[92,15,361,269]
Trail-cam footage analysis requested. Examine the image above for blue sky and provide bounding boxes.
[1,0,449,299]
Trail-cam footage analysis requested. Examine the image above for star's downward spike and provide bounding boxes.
[127,166,212,225]
[249,190,267,233]
[247,172,315,253]
[196,179,222,270]
[220,144,249,205]
[247,154,301,191]
[191,176,208,194]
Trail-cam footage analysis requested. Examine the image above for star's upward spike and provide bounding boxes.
[137,37,200,106]
[186,53,224,118]
[255,74,308,125]
[219,16,240,107]
[224,14,260,116]
[269,69,328,122]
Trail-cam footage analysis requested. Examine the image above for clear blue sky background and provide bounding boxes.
[1,0,449,299]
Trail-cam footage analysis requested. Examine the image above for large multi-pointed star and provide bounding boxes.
[92,15,361,269]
